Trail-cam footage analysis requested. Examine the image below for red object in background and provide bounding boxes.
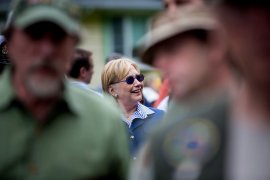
[153,78,169,108]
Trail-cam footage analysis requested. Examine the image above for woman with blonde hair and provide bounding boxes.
[101,58,164,158]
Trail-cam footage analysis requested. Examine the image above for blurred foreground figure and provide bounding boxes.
[137,5,234,120]
[131,6,236,180]
[0,35,10,74]
[0,0,129,179]
[101,58,164,159]
[204,0,270,179]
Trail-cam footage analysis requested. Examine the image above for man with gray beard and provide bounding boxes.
[0,0,129,179]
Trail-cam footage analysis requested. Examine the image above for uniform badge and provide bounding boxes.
[162,118,220,179]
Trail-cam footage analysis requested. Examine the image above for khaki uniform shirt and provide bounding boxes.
[0,69,130,179]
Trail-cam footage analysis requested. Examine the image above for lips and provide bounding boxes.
[131,89,142,93]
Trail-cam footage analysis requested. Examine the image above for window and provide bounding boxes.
[110,15,148,57]
[112,17,125,54]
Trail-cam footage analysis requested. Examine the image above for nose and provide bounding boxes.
[37,36,56,56]
[153,56,168,72]
[133,78,143,87]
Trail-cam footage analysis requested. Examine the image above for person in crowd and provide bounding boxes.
[142,73,160,106]
[104,53,155,107]
[149,0,205,109]
[0,35,10,74]
[67,48,100,95]
[130,5,236,180]
[154,78,170,111]
[101,58,164,159]
[136,5,234,120]
[0,0,129,179]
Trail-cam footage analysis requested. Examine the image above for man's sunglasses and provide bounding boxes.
[24,21,67,43]
[112,74,144,85]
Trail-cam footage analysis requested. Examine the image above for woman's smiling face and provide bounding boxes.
[112,66,144,107]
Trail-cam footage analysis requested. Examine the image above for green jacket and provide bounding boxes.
[0,69,130,179]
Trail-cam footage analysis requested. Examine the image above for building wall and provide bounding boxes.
[79,12,155,89]
[79,14,105,88]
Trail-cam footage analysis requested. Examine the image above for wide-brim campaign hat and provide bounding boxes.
[5,0,80,39]
[134,5,217,65]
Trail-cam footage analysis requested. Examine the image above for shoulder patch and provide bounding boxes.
[162,118,220,178]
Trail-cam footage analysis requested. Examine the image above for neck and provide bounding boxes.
[12,73,59,122]
[118,100,137,121]
[78,77,88,84]
[246,83,270,112]
[233,82,270,126]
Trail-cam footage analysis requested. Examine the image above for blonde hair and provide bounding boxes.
[101,58,140,93]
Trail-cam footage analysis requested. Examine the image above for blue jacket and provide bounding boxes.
[125,107,164,157]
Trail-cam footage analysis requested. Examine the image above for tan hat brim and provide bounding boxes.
[135,15,217,65]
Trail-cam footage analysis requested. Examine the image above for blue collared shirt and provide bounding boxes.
[122,103,154,128]
[121,103,164,157]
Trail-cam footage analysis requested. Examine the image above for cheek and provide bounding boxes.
[169,57,191,76]
[9,37,34,65]
[65,61,71,74]
[154,57,167,71]
[116,85,131,97]
[55,42,75,71]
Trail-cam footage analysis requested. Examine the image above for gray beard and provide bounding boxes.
[24,74,63,99]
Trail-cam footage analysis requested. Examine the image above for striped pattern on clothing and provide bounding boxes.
[122,103,154,128]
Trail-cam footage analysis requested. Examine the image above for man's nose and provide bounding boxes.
[153,56,168,72]
[37,37,56,55]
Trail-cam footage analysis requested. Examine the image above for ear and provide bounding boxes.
[80,67,86,78]
[208,29,227,66]
[108,85,115,96]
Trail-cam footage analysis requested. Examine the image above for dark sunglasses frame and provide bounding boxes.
[112,74,144,85]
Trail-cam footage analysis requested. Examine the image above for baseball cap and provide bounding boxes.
[5,0,80,38]
[134,5,217,65]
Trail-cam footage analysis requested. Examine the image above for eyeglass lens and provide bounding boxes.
[126,74,144,84]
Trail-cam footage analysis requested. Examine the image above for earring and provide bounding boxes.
[114,94,119,98]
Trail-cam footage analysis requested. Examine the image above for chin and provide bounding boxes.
[25,75,62,99]
[131,96,141,103]
[137,96,143,103]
